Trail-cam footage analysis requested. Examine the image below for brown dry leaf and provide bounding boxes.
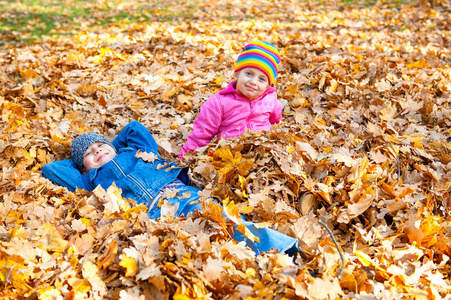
[1,1,451,299]
[135,150,158,163]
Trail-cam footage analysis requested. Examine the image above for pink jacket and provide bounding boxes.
[179,82,283,158]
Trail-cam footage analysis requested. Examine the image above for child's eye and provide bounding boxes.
[246,72,252,76]
[259,77,266,82]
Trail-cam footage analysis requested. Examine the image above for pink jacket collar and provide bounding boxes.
[219,81,276,101]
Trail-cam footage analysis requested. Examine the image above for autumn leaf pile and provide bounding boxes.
[1,0,451,299]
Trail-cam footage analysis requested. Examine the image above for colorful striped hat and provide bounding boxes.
[234,41,281,85]
[71,132,116,171]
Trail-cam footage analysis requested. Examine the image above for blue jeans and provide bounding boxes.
[147,183,298,255]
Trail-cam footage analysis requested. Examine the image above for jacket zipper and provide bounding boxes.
[111,160,154,203]
[247,101,253,129]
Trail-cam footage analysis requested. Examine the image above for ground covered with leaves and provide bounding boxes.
[1,0,451,299]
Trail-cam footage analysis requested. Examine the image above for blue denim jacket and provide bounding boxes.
[42,121,188,206]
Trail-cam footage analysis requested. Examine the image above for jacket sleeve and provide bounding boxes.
[42,159,94,192]
[178,95,222,158]
[269,96,283,124]
[113,120,159,155]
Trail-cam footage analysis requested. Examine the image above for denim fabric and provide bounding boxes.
[42,121,185,205]
[147,183,298,255]
[147,183,203,219]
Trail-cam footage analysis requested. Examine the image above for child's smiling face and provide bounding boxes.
[234,67,270,100]
[82,142,117,173]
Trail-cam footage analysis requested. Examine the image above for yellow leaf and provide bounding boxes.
[326,79,339,93]
[339,271,358,293]
[100,47,111,56]
[2,102,25,122]
[0,258,31,293]
[284,83,299,96]
[9,226,27,239]
[122,204,148,220]
[223,198,243,224]
[236,223,260,243]
[80,218,90,227]
[223,199,253,224]
[39,287,62,300]
[173,283,210,300]
[212,147,234,166]
[93,184,132,217]
[407,58,429,69]
[120,254,138,277]
[180,253,194,266]
[70,253,79,268]
[245,267,257,278]
[67,278,91,294]
[404,211,424,246]
[201,200,227,234]
[81,261,107,295]
[238,175,248,198]
[215,74,223,86]
[97,239,118,270]
[333,153,356,167]
[355,251,373,267]
[92,55,103,64]
[313,116,327,128]
[47,230,68,253]
[236,158,254,176]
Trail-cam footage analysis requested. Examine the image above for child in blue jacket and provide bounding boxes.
[42,120,298,255]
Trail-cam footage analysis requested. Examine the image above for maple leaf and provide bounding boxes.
[136,264,161,281]
[221,241,255,260]
[119,286,145,300]
[120,254,138,278]
[97,239,118,270]
[0,257,31,293]
[202,257,223,282]
[135,150,158,163]
[223,198,252,224]
[308,277,344,298]
[81,261,108,297]
[93,184,132,217]
[160,200,179,219]
[71,219,87,232]
[74,233,95,255]
[38,287,62,300]
[235,223,260,243]
[66,278,91,297]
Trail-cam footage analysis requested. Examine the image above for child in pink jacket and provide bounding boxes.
[178,41,283,158]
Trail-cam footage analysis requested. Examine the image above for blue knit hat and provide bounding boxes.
[71,132,116,171]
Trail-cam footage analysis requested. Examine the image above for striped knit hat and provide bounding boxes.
[71,132,116,171]
[234,41,281,85]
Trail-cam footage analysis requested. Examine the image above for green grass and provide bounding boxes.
[0,0,200,46]
[343,0,376,6]
[341,0,414,7]
[0,0,422,47]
